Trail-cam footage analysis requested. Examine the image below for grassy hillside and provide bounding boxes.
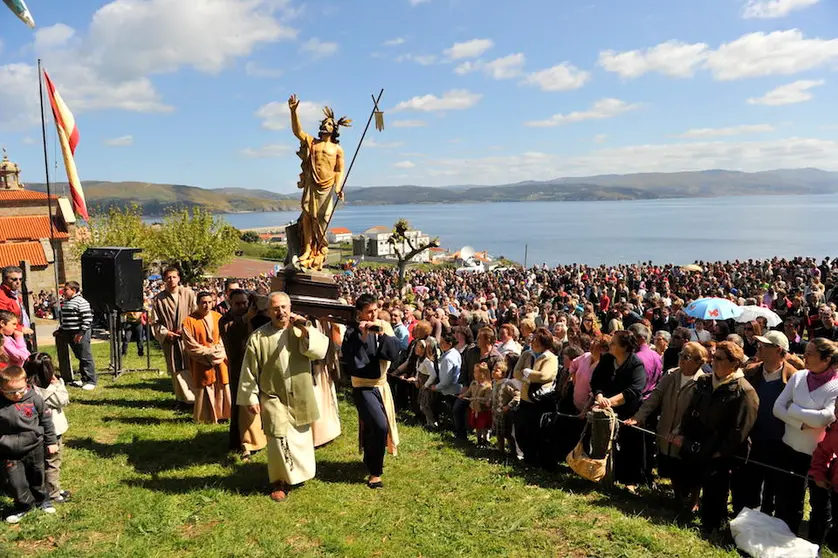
[26,167,838,213]
[28,181,298,216]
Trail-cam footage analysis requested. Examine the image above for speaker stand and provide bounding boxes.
[106,310,160,380]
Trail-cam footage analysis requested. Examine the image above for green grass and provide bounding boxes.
[0,344,808,557]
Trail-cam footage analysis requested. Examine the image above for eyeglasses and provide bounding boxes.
[1,387,26,396]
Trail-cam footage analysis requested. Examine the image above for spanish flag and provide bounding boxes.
[43,70,88,221]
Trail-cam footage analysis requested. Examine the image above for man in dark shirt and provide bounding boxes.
[342,294,400,488]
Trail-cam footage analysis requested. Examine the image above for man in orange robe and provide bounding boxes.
[181,291,232,424]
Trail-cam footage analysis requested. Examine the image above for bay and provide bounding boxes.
[210,194,838,266]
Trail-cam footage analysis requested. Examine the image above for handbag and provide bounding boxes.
[566,406,618,483]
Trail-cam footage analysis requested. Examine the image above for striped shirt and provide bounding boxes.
[60,294,93,332]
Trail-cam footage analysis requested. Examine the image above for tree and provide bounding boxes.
[152,207,239,284]
[72,204,158,267]
[240,231,260,243]
[388,218,439,292]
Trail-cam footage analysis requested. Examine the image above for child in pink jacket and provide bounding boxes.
[0,311,29,367]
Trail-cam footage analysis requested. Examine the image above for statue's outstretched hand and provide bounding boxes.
[337,189,345,201]
[288,94,299,111]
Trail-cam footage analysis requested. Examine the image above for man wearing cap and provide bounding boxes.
[733,330,799,516]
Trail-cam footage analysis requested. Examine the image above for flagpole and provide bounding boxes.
[38,59,61,296]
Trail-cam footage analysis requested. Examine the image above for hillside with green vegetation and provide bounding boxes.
[28,181,298,216]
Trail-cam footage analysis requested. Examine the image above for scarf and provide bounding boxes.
[807,368,837,392]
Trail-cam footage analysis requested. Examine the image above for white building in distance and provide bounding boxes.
[352,225,431,263]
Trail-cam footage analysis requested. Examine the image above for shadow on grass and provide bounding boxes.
[314,460,370,485]
[67,430,230,474]
[123,461,268,496]
[101,415,191,426]
[78,398,175,411]
[130,378,175,394]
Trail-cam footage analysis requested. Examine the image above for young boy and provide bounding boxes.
[0,366,58,523]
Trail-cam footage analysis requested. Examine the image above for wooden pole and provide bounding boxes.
[524,244,528,269]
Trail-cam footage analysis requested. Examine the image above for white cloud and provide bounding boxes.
[407,137,838,186]
[707,30,838,81]
[394,161,416,169]
[0,1,300,129]
[299,38,339,58]
[410,0,430,5]
[383,37,406,46]
[742,0,819,19]
[391,119,427,128]
[255,99,327,130]
[104,135,134,146]
[598,40,709,79]
[395,53,437,65]
[594,134,609,144]
[35,23,76,50]
[675,124,775,138]
[525,98,640,128]
[240,144,293,158]
[392,89,482,112]
[244,61,283,78]
[523,62,591,91]
[599,30,838,81]
[747,79,825,105]
[456,53,526,80]
[21,137,35,146]
[444,39,494,60]
[367,139,406,149]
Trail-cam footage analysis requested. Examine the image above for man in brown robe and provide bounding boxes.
[220,288,267,457]
[151,266,197,409]
[181,291,231,424]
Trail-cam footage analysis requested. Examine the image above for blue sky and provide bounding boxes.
[2,0,838,193]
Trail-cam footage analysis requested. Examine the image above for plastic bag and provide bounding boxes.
[729,507,819,558]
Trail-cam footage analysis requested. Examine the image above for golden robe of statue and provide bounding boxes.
[289,95,352,271]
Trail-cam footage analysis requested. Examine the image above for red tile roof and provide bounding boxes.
[0,190,55,202]
[329,227,352,234]
[0,216,68,242]
[0,242,47,267]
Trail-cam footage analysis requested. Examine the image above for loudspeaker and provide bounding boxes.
[81,247,144,312]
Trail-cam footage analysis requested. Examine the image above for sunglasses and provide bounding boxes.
[679,353,697,361]
[1,387,26,396]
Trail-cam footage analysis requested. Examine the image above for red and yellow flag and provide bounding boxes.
[43,70,88,221]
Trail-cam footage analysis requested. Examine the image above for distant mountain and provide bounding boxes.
[27,181,298,216]
[24,168,838,215]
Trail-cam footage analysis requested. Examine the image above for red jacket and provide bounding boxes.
[810,423,838,490]
[0,285,23,331]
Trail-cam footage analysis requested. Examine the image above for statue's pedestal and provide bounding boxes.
[271,270,354,324]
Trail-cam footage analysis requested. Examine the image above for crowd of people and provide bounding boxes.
[3,255,838,550]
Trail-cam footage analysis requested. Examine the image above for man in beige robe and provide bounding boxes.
[239,292,329,502]
[151,266,197,408]
[311,318,342,447]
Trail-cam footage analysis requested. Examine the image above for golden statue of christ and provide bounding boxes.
[288,94,352,272]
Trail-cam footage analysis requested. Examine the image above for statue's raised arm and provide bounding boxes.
[288,94,308,142]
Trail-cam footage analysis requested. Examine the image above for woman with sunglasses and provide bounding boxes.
[674,341,758,534]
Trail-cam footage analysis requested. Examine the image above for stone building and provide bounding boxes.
[0,149,80,293]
